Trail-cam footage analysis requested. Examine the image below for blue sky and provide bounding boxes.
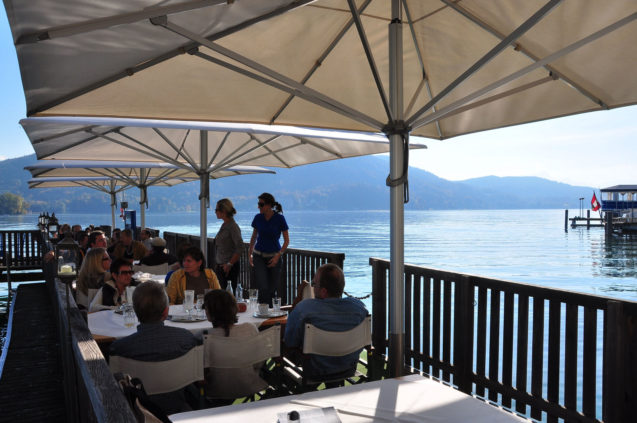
[2,7,636,189]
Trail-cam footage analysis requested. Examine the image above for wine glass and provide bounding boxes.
[183,290,195,319]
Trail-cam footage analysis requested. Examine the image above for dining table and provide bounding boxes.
[88,303,287,344]
[169,374,527,422]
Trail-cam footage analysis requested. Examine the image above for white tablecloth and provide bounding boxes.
[88,304,268,339]
[169,375,527,423]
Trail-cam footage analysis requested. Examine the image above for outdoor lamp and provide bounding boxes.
[55,232,81,282]
[47,213,59,240]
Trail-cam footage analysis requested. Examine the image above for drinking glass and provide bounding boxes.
[123,305,136,328]
[183,290,195,319]
[194,294,205,319]
[273,297,281,312]
[126,286,136,304]
[249,289,258,313]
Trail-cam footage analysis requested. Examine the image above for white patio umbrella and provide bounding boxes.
[6,0,637,374]
[28,176,133,230]
[20,117,407,255]
[24,159,274,231]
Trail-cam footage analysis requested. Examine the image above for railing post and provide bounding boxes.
[369,258,388,380]
[453,275,474,394]
[603,301,636,423]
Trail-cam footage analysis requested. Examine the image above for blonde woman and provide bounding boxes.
[76,247,111,309]
[213,198,243,294]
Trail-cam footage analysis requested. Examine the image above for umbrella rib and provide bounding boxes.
[208,132,231,169]
[269,0,374,124]
[29,124,100,144]
[247,133,292,168]
[206,137,257,172]
[230,142,303,168]
[36,127,121,159]
[411,12,637,130]
[441,0,609,109]
[210,134,283,171]
[175,129,194,164]
[402,0,442,138]
[346,0,393,123]
[151,128,198,168]
[15,0,228,44]
[298,137,344,159]
[406,0,562,127]
[158,18,385,130]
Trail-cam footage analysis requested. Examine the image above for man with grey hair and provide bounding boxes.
[110,281,200,415]
[110,281,199,361]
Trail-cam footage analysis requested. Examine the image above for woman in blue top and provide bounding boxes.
[248,193,290,306]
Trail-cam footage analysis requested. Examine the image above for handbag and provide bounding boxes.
[114,372,172,423]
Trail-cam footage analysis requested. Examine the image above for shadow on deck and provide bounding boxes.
[0,283,66,422]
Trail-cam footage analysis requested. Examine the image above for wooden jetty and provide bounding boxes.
[564,209,604,231]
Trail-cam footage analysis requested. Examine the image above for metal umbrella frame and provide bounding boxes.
[6,0,637,375]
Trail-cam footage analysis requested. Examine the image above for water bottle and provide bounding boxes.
[236,283,243,301]
[226,283,234,298]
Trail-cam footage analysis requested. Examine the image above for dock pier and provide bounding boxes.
[564,209,603,231]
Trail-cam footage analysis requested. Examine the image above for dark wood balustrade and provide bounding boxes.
[370,258,637,423]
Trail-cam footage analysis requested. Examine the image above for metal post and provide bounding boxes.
[388,0,405,377]
[139,169,147,230]
[564,209,568,232]
[110,180,117,230]
[199,131,208,258]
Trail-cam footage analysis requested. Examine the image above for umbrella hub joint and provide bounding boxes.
[382,120,411,137]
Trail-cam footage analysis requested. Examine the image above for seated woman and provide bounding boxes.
[76,247,111,309]
[166,246,220,304]
[203,289,265,403]
[89,258,133,312]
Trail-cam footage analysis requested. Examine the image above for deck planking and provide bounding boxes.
[0,283,66,422]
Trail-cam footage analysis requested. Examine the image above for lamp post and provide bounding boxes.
[47,213,59,243]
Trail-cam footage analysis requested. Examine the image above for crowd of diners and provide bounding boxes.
[49,193,369,415]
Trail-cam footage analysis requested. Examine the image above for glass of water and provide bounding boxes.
[194,294,205,319]
[123,304,136,328]
[183,290,195,319]
[249,289,258,312]
[273,297,281,312]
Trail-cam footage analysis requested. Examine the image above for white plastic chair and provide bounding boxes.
[203,325,281,399]
[109,345,204,395]
[285,316,372,390]
[133,263,169,275]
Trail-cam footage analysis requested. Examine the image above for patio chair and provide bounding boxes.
[203,325,282,401]
[109,345,204,395]
[284,316,372,392]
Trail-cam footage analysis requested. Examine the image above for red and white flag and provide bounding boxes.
[591,193,601,211]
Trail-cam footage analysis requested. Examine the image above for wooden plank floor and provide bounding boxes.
[0,283,66,422]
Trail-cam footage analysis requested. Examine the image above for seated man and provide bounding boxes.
[110,281,201,415]
[284,263,368,379]
[140,228,153,253]
[139,237,178,267]
[112,228,147,263]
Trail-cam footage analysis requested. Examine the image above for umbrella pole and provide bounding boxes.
[199,131,208,258]
[110,191,116,231]
[139,169,146,230]
[388,0,405,378]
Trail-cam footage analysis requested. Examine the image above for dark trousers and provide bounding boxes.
[252,253,281,306]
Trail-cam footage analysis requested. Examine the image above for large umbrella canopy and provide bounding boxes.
[24,159,274,229]
[6,0,637,375]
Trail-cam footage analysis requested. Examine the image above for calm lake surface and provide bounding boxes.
[2,209,636,306]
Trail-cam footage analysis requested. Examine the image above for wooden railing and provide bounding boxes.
[0,230,45,282]
[370,258,637,423]
[45,262,136,423]
[163,231,344,304]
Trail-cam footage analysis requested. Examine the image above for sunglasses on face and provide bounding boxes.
[117,270,134,275]
[258,202,265,207]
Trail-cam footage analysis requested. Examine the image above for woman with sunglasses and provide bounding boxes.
[76,247,111,309]
[248,192,290,306]
[213,198,243,294]
[89,258,133,312]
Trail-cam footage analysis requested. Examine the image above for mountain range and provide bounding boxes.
[0,154,594,213]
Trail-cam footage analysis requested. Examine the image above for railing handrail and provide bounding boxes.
[370,257,637,423]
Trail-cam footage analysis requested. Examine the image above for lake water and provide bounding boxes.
[2,209,637,306]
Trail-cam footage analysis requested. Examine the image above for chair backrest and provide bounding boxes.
[87,288,99,305]
[203,325,280,368]
[109,345,204,395]
[292,280,314,307]
[133,263,169,275]
[302,315,371,356]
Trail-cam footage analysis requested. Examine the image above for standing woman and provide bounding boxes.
[248,193,289,306]
[213,198,243,294]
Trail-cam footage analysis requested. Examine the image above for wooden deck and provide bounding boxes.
[0,283,66,422]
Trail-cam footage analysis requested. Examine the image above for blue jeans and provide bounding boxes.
[252,253,281,306]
